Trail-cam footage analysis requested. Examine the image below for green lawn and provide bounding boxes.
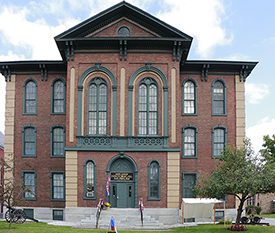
[261,213,275,218]
[0,222,275,233]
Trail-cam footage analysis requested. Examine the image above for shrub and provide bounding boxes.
[228,224,247,231]
[246,205,262,215]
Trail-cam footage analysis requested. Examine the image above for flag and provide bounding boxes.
[106,175,110,197]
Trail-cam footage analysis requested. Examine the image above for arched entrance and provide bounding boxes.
[107,154,137,208]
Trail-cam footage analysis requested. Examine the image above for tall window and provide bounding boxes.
[138,78,158,135]
[148,161,160,199]
[183,173,196,198]
[88,78,107,135]
[23,127,36,156]
[212,80,225,115]
[52,127,65,156]
[24,80,37,114]
[53,80,65,113]
[183,127,196,157]
[213,127,226,157]
[52,173,65,200]
[183,80,196,114]
[23,172,36,200]
[84,161,95,198]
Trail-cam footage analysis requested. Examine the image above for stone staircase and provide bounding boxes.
[77,208,179,229]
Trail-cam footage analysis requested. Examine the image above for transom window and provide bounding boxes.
[183,173,196,198]
[53,80,65,113]
[23,172,36,200]
[24,80,37,114]
[138,78,158,135]
[85,161,95,198]
[183,80,196,114]
[52,127,65,156]
[213,127,226,157]
[23,127,36,156]
[148,161,160,199]
[183,127,196,157]
[88,78,107,135]
[212,81,225,115]
[52,173,65,200]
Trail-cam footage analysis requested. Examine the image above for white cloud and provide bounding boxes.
[0,6,78,60]
[157,0,232,58]
[247,117,275,153]
[245,83,270,104]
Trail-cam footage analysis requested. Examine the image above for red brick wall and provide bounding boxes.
[13,73,66,208]
[0,146,3,213]
[77,151,167,208]
[92,19,156,37]
[179,73,236,208]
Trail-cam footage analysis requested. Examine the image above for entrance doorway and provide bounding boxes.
[108,157,136,208]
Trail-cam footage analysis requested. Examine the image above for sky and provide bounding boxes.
[0,0,274,153]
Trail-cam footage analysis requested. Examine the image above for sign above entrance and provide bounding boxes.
[111,172,133,181]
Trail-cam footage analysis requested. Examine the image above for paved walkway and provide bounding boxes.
[262,218,275,226]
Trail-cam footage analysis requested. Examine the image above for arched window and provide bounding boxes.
[212,80,226,115]
[88,78,107,135]
[23,126,36,156]
[85,161,96,198]
[138,78,158,135]
[213,127,227,157]
[52,127,65,156]
[183,80,196,114]
[53,80,65,113]
[148,161,160,199]
[24,80,37,114]
[118,26,130,37]
[183,127,197,158]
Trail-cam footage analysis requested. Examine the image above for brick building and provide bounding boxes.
[0,2,257,223]
[0,145,3,215]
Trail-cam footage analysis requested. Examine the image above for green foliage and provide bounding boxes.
[195,140,275,224]
[196,145,275,199]
[261,134,275,163]
[218,219,232,225]
[245,205,262,215]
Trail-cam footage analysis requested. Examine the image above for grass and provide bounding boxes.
[261,213,275,218]
[0,222,275,233]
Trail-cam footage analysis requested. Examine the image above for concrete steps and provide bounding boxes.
[77,208,178,229]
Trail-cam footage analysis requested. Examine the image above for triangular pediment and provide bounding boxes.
[55,1,192,40]
[86,17,160,38]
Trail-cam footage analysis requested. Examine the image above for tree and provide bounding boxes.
[261,134,275,163]
[0,156,30,227]
[195,142,275,224]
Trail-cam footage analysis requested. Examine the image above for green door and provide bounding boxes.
[109,157,136,208]
[110,182,134,208]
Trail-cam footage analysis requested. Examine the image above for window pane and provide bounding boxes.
[24,127,35,155]
[183,81,195,114]
[24,172,35,199]
[213,81,225,115]
[213,129,225,157]
[88,79,107,135]
[25,81,36,114]
[149,162,159,198]
[86,162,95,197]
[138,80,158,135]
[184,128,196,157]
[53,173,64,199]
[53,128,64,156]
[183,174,196,198]
[53,81,65,113]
